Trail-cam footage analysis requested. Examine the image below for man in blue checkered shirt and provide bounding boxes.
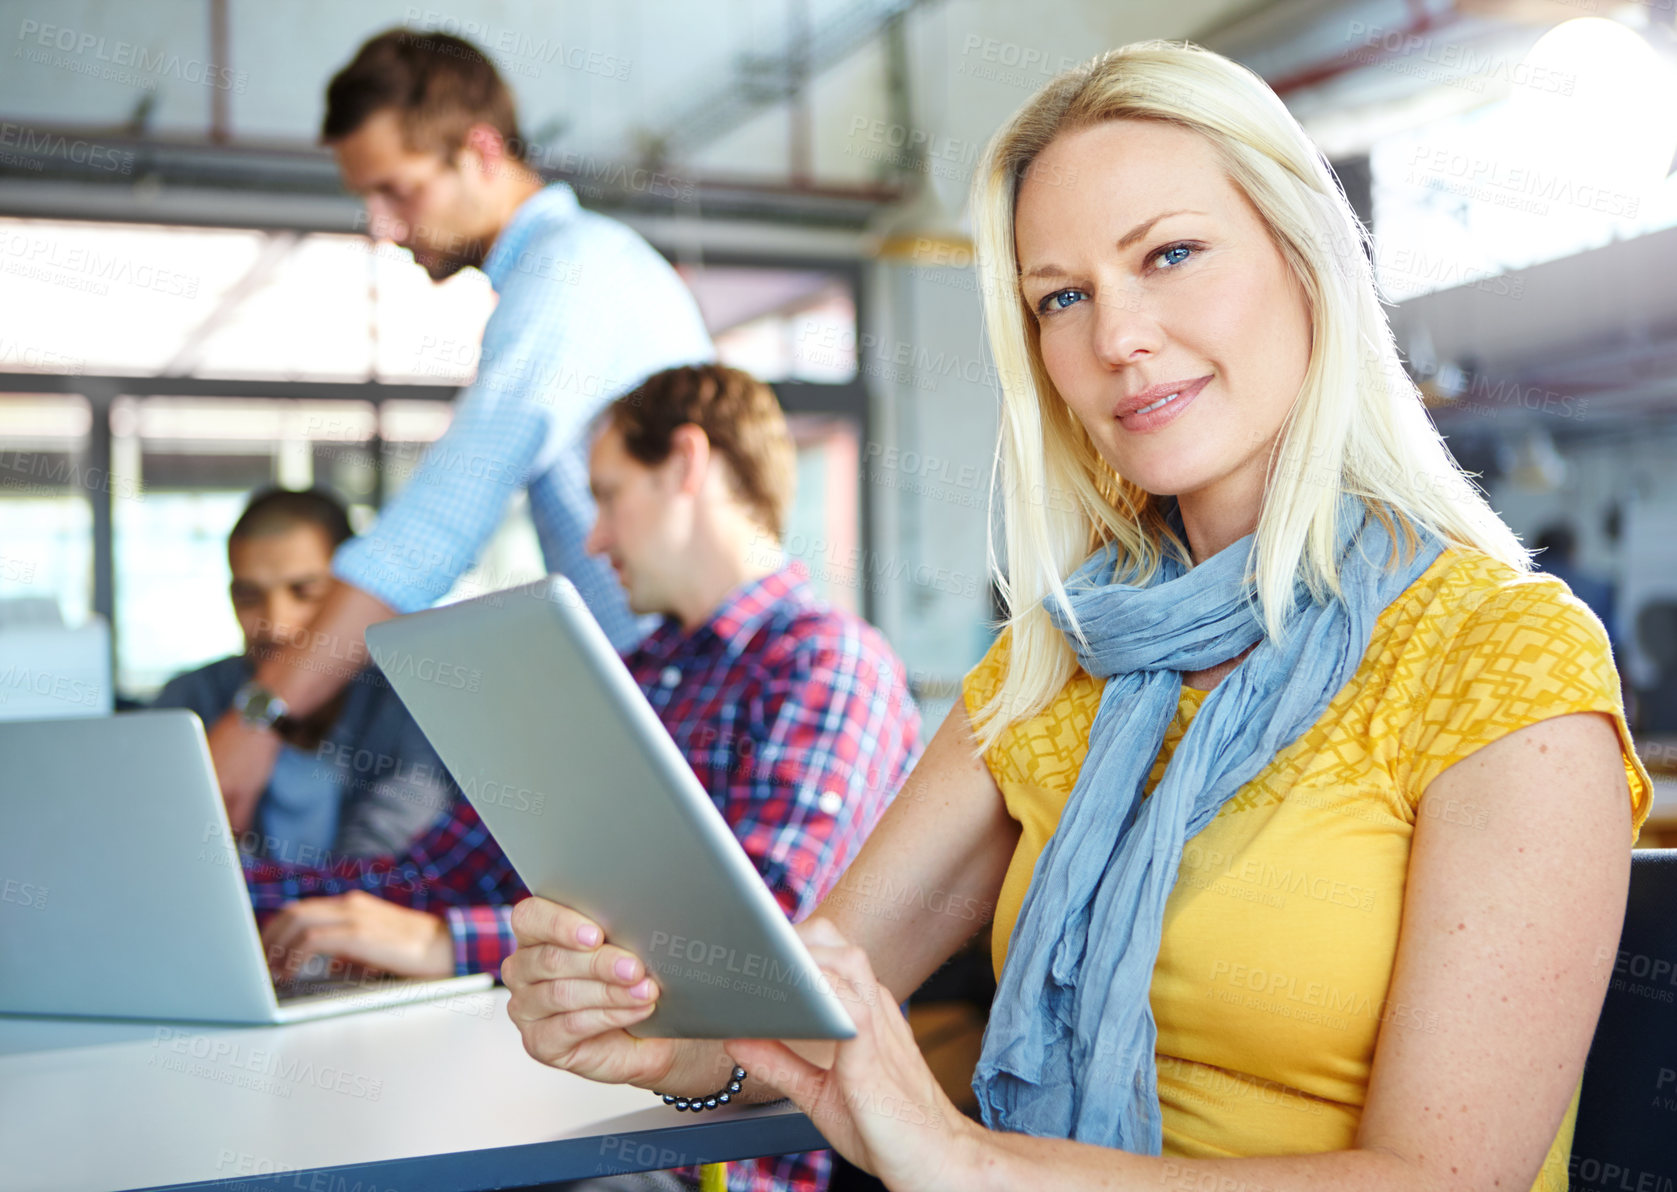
[208,28,713,826]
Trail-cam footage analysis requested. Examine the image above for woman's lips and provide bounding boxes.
[1116,375,1210,433]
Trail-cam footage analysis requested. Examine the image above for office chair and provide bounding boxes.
[1572,849,1677,1187]
[1634,601,1677,734]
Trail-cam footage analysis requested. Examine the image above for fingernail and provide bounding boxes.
[614,957,636,981]
[577,924,602,947]
[630,978,654,1000]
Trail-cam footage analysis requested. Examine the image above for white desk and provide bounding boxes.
[0,989,824,1191]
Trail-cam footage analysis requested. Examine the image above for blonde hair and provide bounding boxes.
[970,40,1528,750]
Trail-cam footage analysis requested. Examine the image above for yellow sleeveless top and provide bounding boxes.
[963,547,1652,1190]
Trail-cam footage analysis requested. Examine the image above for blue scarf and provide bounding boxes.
[972,493,1444,1151]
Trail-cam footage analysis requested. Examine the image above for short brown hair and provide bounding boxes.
[230,487,354,556]
[321,28,521,157]
[605,365,797,540]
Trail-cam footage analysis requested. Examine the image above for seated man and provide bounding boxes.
[156,487,457,862]
[249,363,921,991]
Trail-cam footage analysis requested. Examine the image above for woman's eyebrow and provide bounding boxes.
[1021,263,1069,283]
[1021,209,1207,282]
[1115,209,1203,250]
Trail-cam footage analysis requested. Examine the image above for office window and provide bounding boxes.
[0,217,494,381]
[785,415,861,613]
[2,220,877,689]
[670,265,867,610]
[1369,20,1677,300]
[110,396,378,697]
[0,394,94,626]
[678,265,858,383]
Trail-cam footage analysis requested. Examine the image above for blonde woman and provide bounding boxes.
[504,41,1652,1192]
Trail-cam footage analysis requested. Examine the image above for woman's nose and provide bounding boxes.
[1089,289,1163,369]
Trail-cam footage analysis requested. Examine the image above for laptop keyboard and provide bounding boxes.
[272,974,407,1004]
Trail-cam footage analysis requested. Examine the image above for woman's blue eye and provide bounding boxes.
[1037,288,1086,315]
[1033,245,1196,315]
[1153,243,1195,268]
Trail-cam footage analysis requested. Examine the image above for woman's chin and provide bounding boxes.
[1116,468,1207,502]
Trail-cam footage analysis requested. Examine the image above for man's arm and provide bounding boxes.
[261,900,519,981]
[443,905,519,978]
[249,581,392,718]
[244,795,524,912]
[236,383,549,727]
[261,891,455,981]
[209,582,395,831]
[211,260,590,809]
[248,795,527,980]
[730,628,922,921]
[328,225,657,633]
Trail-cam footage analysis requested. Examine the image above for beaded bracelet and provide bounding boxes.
[658,1066,746,1112]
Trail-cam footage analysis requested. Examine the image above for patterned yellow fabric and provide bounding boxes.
[963,547,1652,1190]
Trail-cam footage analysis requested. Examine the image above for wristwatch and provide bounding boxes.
[231,680,290,732]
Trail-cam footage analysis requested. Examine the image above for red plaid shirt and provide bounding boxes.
[245,561,921,1192]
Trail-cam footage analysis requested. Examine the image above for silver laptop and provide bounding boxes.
[366,576,858,1040]
[0,711,491,1024]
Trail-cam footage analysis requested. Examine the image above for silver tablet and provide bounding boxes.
[366,577,857,1040]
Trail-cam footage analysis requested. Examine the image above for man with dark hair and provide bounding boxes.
[250,367,919,1192]
[155,487,457,863]
[228,487,355,550]
[208,27,714,822]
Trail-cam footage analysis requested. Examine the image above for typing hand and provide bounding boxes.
[262,891,453,980]
[502,897,681,1089]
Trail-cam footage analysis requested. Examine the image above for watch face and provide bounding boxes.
[237,685,285,726]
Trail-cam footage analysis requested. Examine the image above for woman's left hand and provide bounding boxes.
[726,918,979,1192]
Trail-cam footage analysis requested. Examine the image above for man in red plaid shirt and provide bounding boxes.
[249,363,921,1192]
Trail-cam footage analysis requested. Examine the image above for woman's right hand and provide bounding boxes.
[502,896,681,1088]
